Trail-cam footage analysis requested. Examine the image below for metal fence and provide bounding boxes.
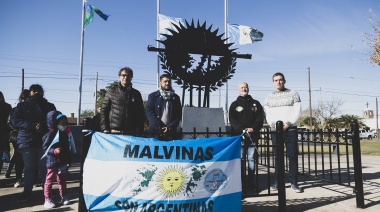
[78,119,365,211]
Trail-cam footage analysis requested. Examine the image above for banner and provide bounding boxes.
[83,132,242,211]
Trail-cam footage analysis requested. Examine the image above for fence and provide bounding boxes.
[78,119,365,211]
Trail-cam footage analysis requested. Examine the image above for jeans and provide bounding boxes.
[6,141,24,179]
[44,168,67,200]
[19,147,46,193]
[241,139,256,189]
[272,129,298,184]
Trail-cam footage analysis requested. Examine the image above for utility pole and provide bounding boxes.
[94,72,98,114]
[308,67,313,129]
[376,97,378,140]
[22,68,24,91]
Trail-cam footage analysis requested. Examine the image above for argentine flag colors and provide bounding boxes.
[83,132,242,211]
[227,23,263,45]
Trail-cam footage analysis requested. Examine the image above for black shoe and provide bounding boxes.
[270,182,278,191]
[291,184,303,193]
[17,192,31,202]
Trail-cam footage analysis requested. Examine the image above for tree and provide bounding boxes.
[363,9,380,66]
[300,97,344,130]
[81,109,94,118]
[338,114,367,129]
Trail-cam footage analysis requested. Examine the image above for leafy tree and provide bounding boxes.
[300,97,344,129]
[338,114,367,129]
[364,9,380,66]
[81,109,94,118]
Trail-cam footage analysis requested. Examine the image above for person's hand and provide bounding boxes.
[161,127,168,133]
[54,148,61,155]
[245,128,254,133]
[283,124,289,131]
[103,130,109,134]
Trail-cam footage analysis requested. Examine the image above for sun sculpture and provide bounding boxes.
[148,20,251,107]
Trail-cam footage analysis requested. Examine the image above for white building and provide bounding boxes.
[362,107,379,130]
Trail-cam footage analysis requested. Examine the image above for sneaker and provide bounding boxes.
[44,199,56,208]
[14,179,23,188]
[270,182,278,191]
[17,192,31,203]
[291,184,303,193]
[61,196,70,205]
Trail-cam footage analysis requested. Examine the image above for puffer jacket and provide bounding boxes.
[11,94,56,149]
[100,83,144,134]
[42,110,76,169]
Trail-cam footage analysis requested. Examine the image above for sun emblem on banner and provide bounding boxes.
[157,165,187,198]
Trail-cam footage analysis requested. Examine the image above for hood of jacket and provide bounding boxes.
[46,110,62,130]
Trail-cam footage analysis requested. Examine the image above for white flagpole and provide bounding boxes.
[77,0,86,125]
[224,0,229,125]
[157,0,160,89]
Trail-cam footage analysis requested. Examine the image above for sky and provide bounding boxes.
[1,0,379,121]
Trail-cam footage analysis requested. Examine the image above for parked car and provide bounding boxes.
[359,129,375,140]
[370,129,377,138]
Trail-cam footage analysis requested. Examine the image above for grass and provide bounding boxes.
[259,138,380,156]
[357,139,380,156]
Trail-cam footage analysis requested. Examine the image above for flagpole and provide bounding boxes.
[224,0,229,125]
[157,0,160,89]
[77,0,86,125]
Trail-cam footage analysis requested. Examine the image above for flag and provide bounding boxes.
[83,132,242,211]
[158,14,185,39]
[227,23,263,45]
[84,3,110,27]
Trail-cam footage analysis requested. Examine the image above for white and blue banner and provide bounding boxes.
[83,132,242,211]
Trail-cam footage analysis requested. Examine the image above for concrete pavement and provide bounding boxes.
[1,156,379,211]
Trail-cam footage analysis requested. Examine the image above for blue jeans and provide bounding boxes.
[241,140,256,189]
[20,147,46,193]
[272,129,298,184]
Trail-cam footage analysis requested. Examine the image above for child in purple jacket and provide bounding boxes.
[41,111,76,208]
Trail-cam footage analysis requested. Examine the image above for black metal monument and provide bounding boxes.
[148,20,251,108]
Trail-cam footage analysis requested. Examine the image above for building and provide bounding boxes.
[362,107,379,130]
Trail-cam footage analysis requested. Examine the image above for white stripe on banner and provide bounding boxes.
[83,133,242,211]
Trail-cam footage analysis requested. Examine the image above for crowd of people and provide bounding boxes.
[0,69,303,208]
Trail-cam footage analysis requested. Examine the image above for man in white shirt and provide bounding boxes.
[264,72,303,193]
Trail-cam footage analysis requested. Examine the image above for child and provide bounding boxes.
[41,111,76,208]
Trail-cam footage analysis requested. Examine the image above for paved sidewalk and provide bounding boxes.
[0,156,379,211]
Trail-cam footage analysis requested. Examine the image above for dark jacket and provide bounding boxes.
[11,95,56,149]
[100,83,144,134]
[229,95,264,138]
[7,108,18,148]
[0,100,12,147]
[42,110,72,169]
[146,90,182,139]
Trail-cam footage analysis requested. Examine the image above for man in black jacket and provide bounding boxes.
[229,82,264,195]
[101,67,144,135]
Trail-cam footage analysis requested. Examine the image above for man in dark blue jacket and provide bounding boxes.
[146,74,182,140]
[11,84,56,202]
